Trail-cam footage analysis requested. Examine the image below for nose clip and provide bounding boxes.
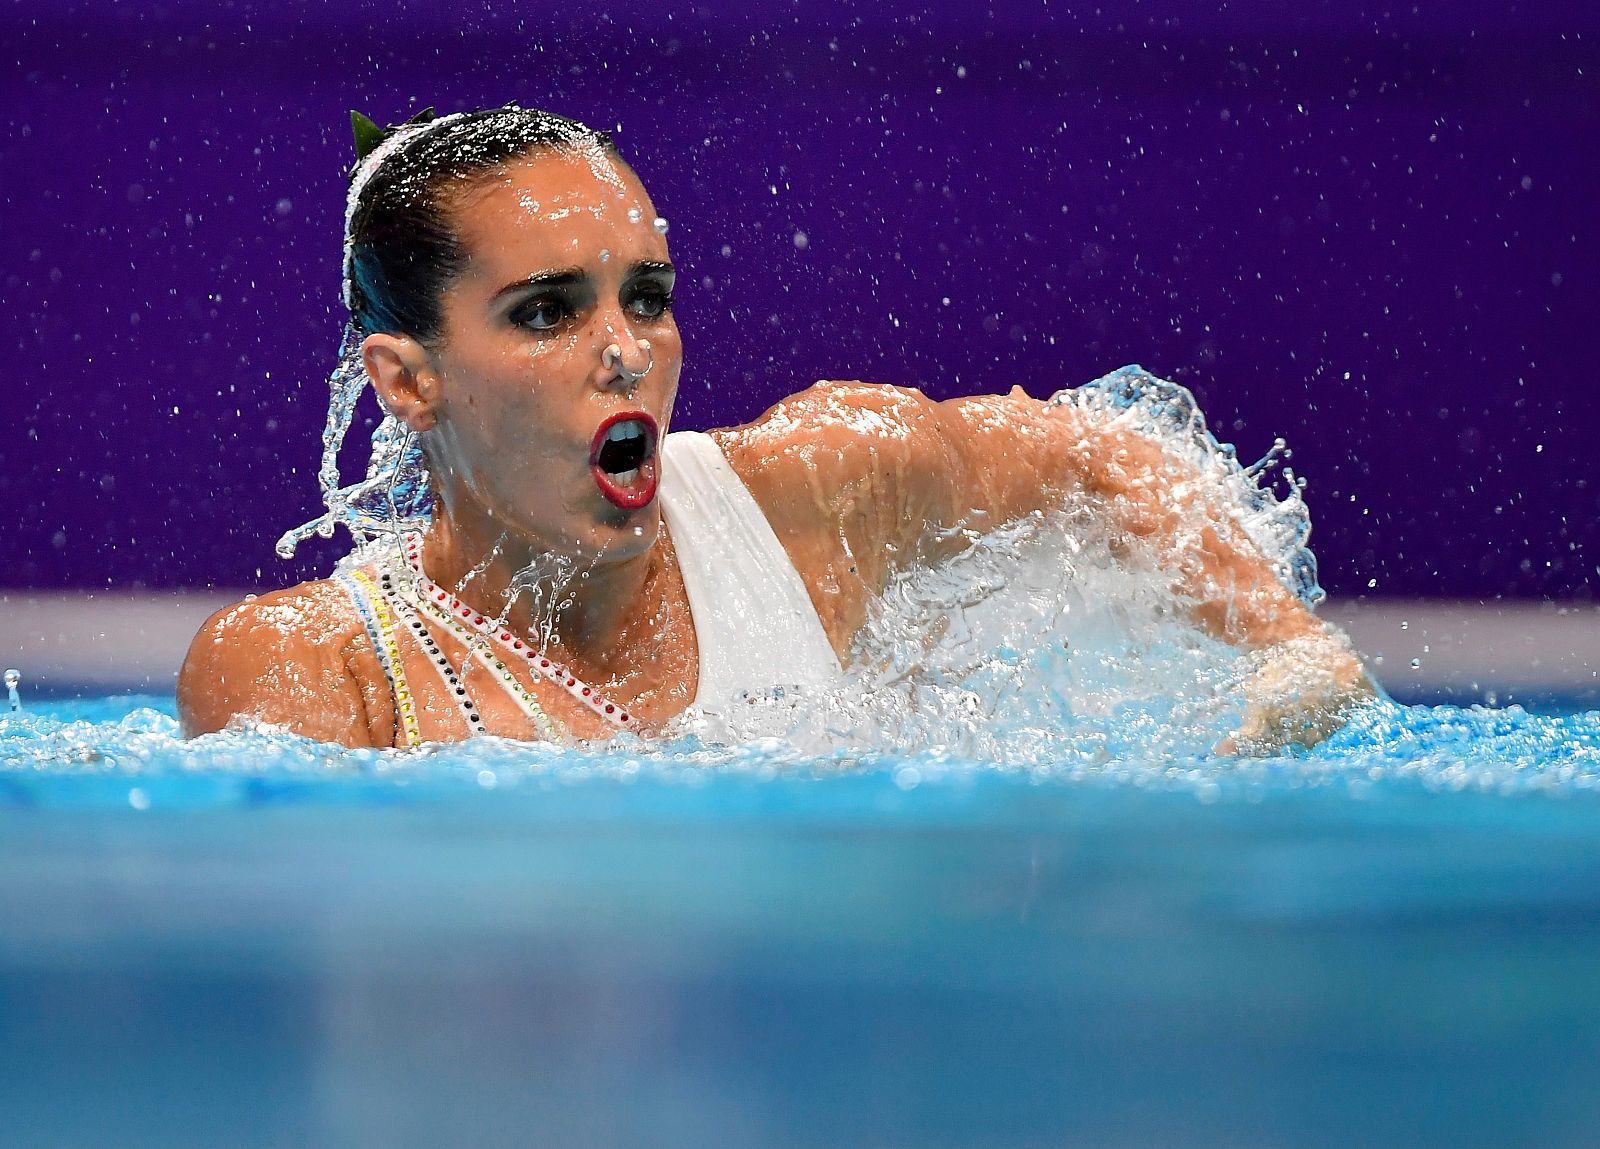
[602,339,653,388]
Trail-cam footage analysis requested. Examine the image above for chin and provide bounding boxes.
[571,506,663,562]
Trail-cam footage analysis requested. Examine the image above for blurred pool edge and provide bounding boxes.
[3,591,1594,708]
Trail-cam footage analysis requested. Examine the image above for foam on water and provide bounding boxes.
[2,690,1599,811]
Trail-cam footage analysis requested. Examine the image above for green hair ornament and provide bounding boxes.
[349,107,438,166]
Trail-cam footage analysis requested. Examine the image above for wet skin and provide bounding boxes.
[179,151,1373,750]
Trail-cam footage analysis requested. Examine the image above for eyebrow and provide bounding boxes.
[491,267,586,302]
[490,261,676,302]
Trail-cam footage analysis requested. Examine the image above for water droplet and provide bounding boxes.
[1410,658,1422,670]
[652,216,669,235]
[1400,620,1408,630]
[599,248,610,262]
[626,207,642,224]
[128,788,151,811]
[792,230,808,249]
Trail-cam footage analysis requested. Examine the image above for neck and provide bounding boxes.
[409,504,662,674]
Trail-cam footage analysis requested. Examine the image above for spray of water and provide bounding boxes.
[670,366,1331,757]
[273,332,432,561]
[1059,365,1322,606]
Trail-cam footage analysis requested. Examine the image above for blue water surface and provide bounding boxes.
[4,692,1600,1149]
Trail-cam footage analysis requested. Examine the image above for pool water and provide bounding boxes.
[5,691,1600,1149]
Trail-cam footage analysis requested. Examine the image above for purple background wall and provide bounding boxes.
[5,1,1596,598]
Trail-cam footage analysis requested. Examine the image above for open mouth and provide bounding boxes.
[589,411,660,510]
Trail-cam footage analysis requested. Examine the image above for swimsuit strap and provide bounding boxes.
[657,431,843,709]
[337,568,423,747]
[372,566,488,739]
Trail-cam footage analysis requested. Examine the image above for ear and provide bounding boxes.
[363,333,440,432]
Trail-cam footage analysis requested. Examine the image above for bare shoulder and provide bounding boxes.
[711,380,1098,537]
[712,377,942,462]
[709,379,953,529]
[177,578,381,746]
[691,380,1105,649]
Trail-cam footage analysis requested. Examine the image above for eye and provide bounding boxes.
[511,296,571,332]
[624,284,675,321]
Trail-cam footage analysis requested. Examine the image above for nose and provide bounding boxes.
[597,333,654,392]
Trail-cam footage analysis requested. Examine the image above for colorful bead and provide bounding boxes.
[376,569,485,738]
[407,574,564,743]
[340,569,422,747]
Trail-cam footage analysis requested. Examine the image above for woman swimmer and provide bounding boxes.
[177,104,1374,751]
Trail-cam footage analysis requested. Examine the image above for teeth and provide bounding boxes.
[604,421,646,445]
[613,468,640,484]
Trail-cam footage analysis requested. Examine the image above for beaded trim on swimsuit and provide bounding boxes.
[341,541,629,745]
[395,531,635,729]
[336,568,422,747]
[402,569,565,743]
[372,567,487,739]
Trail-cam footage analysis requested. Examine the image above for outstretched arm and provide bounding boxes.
[723,379,1374,752]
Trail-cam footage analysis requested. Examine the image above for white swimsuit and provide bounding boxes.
[658,431,844,710]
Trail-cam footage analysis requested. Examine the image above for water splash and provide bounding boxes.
[668,367,1331,755]
[1055,365,1322,605]
[670,499,1254,759]
[274,331,431,559]
[280,367,1325,762]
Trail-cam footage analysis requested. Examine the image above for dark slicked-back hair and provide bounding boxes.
[346,105,619,340]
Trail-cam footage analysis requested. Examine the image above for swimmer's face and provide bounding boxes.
[418,149,681,560]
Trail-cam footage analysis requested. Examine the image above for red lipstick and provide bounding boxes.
[589,411,660,510]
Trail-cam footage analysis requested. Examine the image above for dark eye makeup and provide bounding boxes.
[509,294,575,332]
[500,261,677,335]
[624,283,676,320]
